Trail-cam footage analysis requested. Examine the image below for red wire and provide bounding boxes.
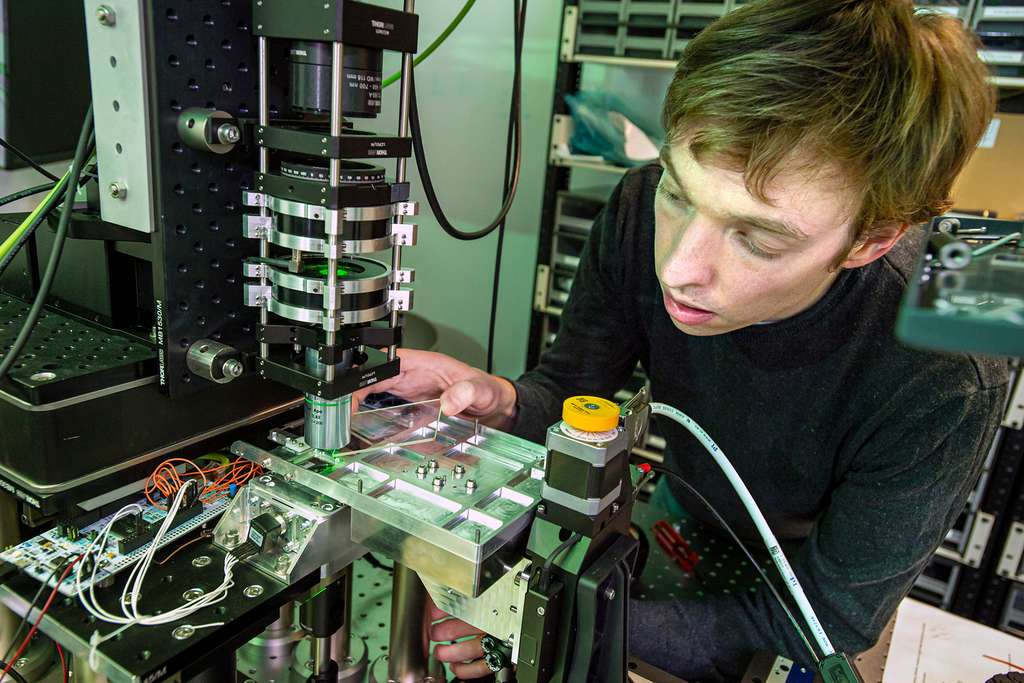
[55,643,67,683]
[0,557,80,682]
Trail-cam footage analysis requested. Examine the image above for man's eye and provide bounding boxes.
[657,184,688,206]
[735,233,780,260]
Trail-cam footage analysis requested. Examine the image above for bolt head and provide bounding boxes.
[217,123,241,144]
[183,587,205,601]
[97,5,116,26]
[172,625,196,640]
[222,358,244,378]
[537,606,545,616]
[243,584,265,598]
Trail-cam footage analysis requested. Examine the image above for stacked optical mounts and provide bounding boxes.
[242,1,419,452]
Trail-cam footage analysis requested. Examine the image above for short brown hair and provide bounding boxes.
[662,0,995,243]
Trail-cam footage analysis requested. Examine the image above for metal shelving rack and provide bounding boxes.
[529,0,1024,623]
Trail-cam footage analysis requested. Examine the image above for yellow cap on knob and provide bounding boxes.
[562,396,619,432]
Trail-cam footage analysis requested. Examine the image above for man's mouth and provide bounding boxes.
[663,293,716,326]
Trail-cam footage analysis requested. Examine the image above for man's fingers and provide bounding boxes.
[430,618,483,643]
[450,660,494,680]
[433,637,484,664]
[440,380,478,417]
[429,603,450,623]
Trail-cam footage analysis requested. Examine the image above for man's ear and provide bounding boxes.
[839,223,910,269]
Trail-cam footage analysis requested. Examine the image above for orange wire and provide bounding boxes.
[144,457,264,509]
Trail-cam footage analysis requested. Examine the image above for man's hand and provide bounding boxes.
[353,349,519,429]
[429,601,492,680]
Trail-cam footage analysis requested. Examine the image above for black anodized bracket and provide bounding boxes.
[253,0,419,53]
[257,172,396,208]
[258,323,402,366]
[145,0,286,397]
[257,348,400,398]
[258,125,412,160]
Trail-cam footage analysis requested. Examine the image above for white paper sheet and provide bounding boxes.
[883,599,1024,683]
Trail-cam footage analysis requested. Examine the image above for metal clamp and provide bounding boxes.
[933,511,994,568]
[393,268,415,284]
[243,191,266,208]
[243,260,269,278]
[391,223,418,246]
[389,289,413,312]
[243,214,274,239]
[394,201,419,217]
[244,283,272,307]
[998,521,1024,583]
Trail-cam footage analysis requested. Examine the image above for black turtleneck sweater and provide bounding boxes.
[510,164,1008,681]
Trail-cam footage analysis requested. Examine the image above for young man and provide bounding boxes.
[363,0,1008,679]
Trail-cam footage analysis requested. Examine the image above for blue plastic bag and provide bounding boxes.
[565,91,663,167]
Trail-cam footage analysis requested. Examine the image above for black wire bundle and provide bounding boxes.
[0,137,60,183]
[486,0,527,374]
[407,0,526,373]
[407,9,523,242]
[0,104,94,384]
[0,182,56,209]
[0,183,68,279]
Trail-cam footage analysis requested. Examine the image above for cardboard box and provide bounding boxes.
[952,112,1024,219]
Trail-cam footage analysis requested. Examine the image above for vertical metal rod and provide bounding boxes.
[0,493,20,657]
[388,0,416,362]
[315,563,333,677]
[314,636,332,677]
[325,41,345,383]
[336,564,352,664]
[257,36,270,359]
[387,563,428,683]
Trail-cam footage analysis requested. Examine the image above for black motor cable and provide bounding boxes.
[486,0,526,373]
[0,105,94,384]
[407,0,524,241]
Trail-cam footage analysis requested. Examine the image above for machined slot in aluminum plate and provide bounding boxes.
[231,402,545,596]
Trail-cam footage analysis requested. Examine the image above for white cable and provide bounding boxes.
[74,480,238,662]
[650,401,836,657]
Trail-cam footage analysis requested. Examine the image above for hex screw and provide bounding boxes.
[97,5,116,26]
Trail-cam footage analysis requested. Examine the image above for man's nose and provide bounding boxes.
[660,217,719,290]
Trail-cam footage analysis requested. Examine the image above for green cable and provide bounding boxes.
[381,0,477,89]
[0,172,70,259]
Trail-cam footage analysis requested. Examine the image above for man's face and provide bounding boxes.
[654,141,862,335]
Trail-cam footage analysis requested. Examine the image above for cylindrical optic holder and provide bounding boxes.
[241,0,419,449]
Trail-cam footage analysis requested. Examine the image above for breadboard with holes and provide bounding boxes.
[0,497,229,596]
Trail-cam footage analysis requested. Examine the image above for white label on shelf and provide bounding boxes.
[985,6,1024,18]
[979,118,1002,149]
[979,49,1024,63]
